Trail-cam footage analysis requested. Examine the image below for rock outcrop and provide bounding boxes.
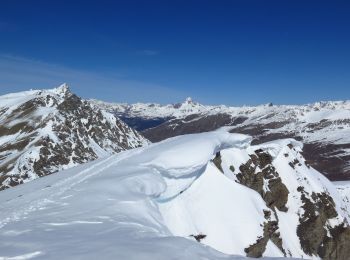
[212,139,350,259]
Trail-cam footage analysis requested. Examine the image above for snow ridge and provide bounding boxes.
[0,130,348,259]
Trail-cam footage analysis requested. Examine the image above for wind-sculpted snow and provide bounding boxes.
[143,131,251,200]
[0,129,343,259]
[137,130,251,175]
[0,130,300,260]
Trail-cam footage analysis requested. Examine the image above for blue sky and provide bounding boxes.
[0,0,349,105]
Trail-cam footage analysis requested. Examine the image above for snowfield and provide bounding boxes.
[0,129,346,259]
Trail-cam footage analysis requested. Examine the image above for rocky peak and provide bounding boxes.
[52,83,72,99]
[0,85,148,190]
[56,82,69,92]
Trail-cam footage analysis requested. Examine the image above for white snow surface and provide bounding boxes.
[333,181,350,221]
[0,130,305,260]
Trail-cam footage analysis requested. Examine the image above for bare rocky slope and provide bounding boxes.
[91,98,350,181]
[0,85,148,190]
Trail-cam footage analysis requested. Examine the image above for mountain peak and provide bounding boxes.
[0,86,148,190]
[182,97,200,106]
[185,97,193,103]
[54,83,71,96]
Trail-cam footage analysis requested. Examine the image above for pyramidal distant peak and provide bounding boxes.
[183,97,199,106]
[185,97,193,103]
[55,83,70,94]
[47,83,73,100]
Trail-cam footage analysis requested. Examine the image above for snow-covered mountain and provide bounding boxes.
[0,129,349,259]
[91,98,350,181]
[0,85,148,190]
[91,96,211,122]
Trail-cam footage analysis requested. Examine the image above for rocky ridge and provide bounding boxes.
[212,139,350,259]
[0,84,148,190]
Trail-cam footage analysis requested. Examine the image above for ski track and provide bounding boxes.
[0,150,138,229]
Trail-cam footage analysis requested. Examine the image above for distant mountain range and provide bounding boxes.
[0,84,148,190]
[91,97,350,181]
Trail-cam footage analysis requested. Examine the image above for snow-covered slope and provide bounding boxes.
[0,85,148,190]
[0,130,349,259]
[334,181,350,219]
[91,98,350,181]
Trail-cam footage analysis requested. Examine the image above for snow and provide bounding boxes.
[220,148,250,181]
[299,109,350,123]
[333,181,350,221]
[0,251,43,260]
[263,240,284,258]
[248,138,303,157]
[91,97,350,153]
[0,130,295,260]
[140,130,251,176]
[158,163,269,256]
[0,90,39,108]
[0,84,68,112]
[0,133,21,145]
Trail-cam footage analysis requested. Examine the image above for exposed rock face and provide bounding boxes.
[212,152,224,173]
[237,158,264,196]
[224,149,288,257]
[212,139,350,259]
[245,219,285,258]
[296,188,350,260]
[237,150,289,212]
[297,190,337,255]
[92,99,350,181]
[320,224,350,260]
[0,85,148,190]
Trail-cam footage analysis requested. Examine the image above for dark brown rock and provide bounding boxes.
[212,152,224,173]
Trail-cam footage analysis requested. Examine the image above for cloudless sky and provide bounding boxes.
[0,0,350,105]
